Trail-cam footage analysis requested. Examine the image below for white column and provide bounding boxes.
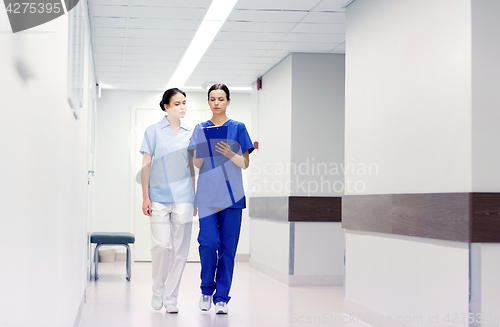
[344,0,500,325]
[250,53,346,286]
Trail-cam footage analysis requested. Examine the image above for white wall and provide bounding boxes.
[292,222,344,285]
[250,219,290,284]
[248,55,293,280]
[95,90,159,233]
[95,90,253,256]
[0,4,94,326]
[291,53,345,196]
[345,0,472,195]
[471,0,500,192]
[294,222,344,276]
[479,244,500,327]
[345,231,469,327]
[249,55,292,197]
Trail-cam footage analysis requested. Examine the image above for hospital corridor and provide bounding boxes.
[2,0,500,327]
[79,261,355,327]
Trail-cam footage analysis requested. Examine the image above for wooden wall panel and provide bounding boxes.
[248,197,288,222]
[471,193,500,242]
[249,196,342,222]
[288,197,341,222]
[391,193,469,242]
[342,195,392,233]
[251,193,500,242]
[343,193,500,243]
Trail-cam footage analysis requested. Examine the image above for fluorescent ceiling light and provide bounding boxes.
[98,83,119,89]
[166,0,238,89]
[342,0,357,8]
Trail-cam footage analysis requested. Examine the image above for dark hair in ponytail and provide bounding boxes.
[159,88,186,111]
[207,83,230,100]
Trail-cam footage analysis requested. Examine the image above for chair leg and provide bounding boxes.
[125,244,131,281]
[93,243,133,281]
[94,244,102,281]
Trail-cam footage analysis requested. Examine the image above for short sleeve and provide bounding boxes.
[140,128,155,156]
[188,124,200,152]
[238,123,254,155]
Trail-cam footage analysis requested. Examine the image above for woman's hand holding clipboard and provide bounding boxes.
[196,125,229,158]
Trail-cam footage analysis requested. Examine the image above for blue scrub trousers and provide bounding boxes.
[198,207,242,304]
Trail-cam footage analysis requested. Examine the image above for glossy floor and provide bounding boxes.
[79,261,369,327]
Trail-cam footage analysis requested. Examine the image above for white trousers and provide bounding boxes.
[150,202,193,305]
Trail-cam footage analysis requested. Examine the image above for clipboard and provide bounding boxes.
[196,125,229,158]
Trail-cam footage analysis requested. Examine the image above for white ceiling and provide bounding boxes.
[89,0,348,91]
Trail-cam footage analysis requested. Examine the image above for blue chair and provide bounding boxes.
[90,232,135,281]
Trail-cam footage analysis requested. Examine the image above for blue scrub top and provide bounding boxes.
[140,116,194,203]
[188,119,254,209]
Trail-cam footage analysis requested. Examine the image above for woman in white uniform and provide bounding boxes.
[140,88,196,313]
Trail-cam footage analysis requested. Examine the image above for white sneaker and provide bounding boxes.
[215,302,228,314]
[165,303,179,313]
[199,294,212,311]
[151,295,163,310]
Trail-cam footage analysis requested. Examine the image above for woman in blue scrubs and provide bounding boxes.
[140,88,196,313]
[188,83,254,314]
